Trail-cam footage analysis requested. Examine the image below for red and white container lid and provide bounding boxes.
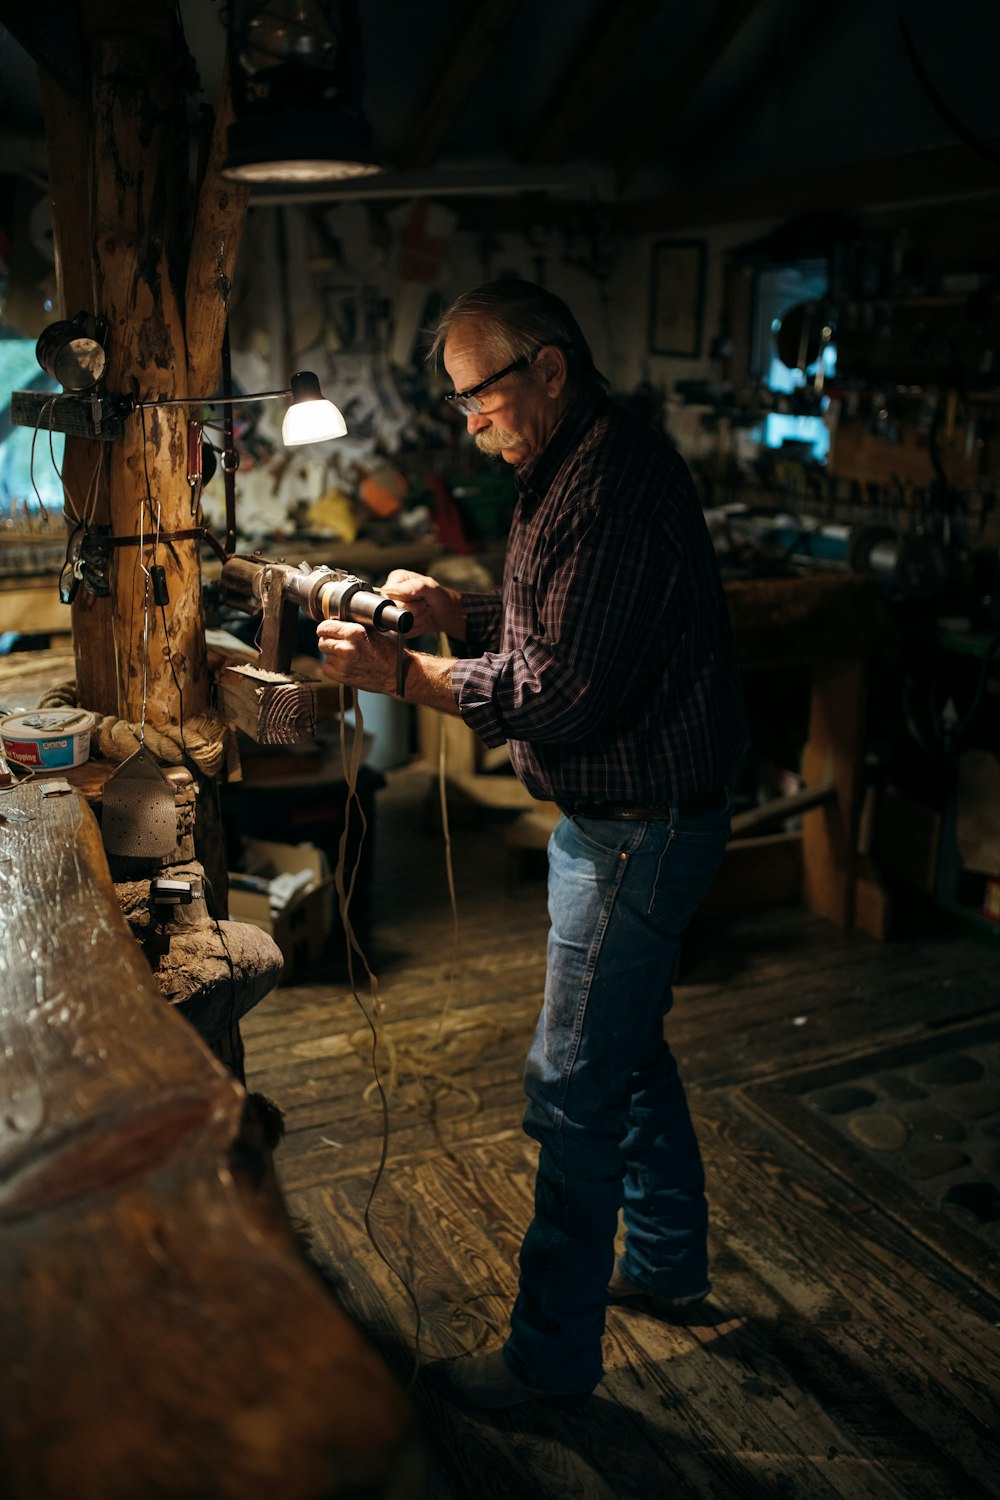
[0,708,94,771]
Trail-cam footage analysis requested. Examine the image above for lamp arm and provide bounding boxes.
[136,389,291,410]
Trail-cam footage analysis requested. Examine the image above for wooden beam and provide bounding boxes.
[393,1,521,172]
[0,0,82,100]
[730,780,836,838]
[516,0,660,166]
[618,137,1000,233]
[614,0,762,194]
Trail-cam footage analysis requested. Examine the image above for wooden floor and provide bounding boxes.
[243,767,1000,1500]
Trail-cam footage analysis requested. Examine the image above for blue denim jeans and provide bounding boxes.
[504,796,731,1392]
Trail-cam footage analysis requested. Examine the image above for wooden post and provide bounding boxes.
[37,5,251,726]
[800,657,868,928]
[83,2,206,723]
[185,76,250,397]
[37,71,117,715]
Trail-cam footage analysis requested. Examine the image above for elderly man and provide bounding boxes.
[316,279,746,1411]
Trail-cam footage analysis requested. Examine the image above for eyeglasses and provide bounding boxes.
[443,355,531,415]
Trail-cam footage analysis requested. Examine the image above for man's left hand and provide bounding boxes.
[316,620,398,696]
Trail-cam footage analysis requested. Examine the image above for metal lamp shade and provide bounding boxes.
[281,372,348,445]
[223,102,382,183]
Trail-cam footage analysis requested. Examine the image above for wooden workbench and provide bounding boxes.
[0,773,417,1499]
[0,574,72,638]
[718,572,898,935]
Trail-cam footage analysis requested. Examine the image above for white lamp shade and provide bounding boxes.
[281,371,348,445]
[281,397,348,446]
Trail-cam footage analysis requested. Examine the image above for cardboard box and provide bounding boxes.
[956,751,1000,877]
[228,837,334,980]
[873,788,942,893]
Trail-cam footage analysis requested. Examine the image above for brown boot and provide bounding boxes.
[422,1349,596,1411]
[607,1266,710,1316]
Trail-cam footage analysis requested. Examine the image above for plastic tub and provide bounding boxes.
[0,708,94,771]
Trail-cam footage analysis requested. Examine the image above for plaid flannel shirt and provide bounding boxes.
[450,384,746,806]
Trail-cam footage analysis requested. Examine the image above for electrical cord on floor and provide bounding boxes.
[329,651,493,1386]
[333,687,426,1390]
[322,611,535,1385]
[432,632,463,1047]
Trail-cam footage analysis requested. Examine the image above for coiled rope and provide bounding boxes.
[37,681,232,776]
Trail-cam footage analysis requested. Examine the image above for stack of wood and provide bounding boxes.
[218,663,317,745]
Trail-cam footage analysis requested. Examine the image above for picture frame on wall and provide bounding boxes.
[648,240,706,358]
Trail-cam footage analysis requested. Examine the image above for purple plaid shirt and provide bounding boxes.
[450,384,746,806]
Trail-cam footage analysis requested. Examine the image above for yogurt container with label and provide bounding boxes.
[0,708,95,770]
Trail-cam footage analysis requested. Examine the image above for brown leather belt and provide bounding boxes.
[562,788,728,822]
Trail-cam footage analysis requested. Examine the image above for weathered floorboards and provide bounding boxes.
[243,767,1000,1500]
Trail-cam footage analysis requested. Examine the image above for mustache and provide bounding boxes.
[474,426,521,454]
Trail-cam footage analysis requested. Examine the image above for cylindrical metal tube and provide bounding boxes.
[305,571,413,634]
[220,558,414,635]
[219,554,267,608]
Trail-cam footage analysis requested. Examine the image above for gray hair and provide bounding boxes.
[426,279,601,387]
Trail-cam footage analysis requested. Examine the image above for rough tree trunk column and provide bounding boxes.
[86,0,207,723]
[38,73,117,716]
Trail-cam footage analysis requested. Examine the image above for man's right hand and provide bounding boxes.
[382,569,466,639]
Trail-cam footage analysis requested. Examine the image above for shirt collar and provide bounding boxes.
[514,382,609,501]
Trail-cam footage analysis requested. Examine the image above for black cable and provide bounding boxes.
[201,869,243,1075]
[59,518,84,603]
[946,633,1000,750]
[898,15,1000,171]
[159,601,187,746]
[903,632,1000,758]
[352,981,425,1392]
[334,748,425,1390]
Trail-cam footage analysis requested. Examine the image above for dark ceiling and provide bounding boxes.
[1,0,999,222]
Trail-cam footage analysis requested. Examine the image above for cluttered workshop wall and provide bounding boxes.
[639,195,1000,586]
[199,200,770,562]
[5,180,998,591]
[626,194,1000,940]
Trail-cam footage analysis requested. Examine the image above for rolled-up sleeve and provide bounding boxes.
[451,652,509,747]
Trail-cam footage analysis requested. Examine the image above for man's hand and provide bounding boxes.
[383,569,466,639]
[316,619,399,696]
[316,618,463,715]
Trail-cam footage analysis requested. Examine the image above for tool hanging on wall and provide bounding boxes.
[187,418,203,517]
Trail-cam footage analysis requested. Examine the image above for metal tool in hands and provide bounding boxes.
[221,555,414,695]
